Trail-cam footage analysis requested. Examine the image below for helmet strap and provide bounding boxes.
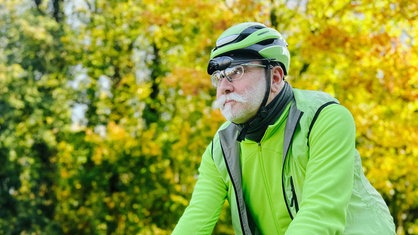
[236,63,272,141]
[258,63,273,117]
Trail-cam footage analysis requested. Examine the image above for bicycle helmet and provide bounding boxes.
[207,22,290,75]
[208,22,292,141]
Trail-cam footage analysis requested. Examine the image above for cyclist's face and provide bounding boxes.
[214,64,266,124]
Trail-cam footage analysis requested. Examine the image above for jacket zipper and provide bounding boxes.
[258,142,281,233]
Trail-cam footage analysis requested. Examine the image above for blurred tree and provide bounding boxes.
[0,0,71,233]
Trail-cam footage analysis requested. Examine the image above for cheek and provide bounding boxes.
[242,80,262,95]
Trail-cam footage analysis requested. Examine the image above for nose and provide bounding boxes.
[217,76,234,95]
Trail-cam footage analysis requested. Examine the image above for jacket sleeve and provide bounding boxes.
[172,141,228,235]
[286,104,355,235]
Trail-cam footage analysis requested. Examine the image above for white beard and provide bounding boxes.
[214,81,266,124]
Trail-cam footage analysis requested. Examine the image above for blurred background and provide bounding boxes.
[0,0,417,234]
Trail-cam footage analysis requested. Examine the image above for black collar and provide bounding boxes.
[236,82,293,142]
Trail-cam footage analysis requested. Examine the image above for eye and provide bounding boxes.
[233,66,244,76]
[226,66,244,79]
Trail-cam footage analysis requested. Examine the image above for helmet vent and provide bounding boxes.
[241,25,265,37]
[257,39,275,45]
[235,25,266,42]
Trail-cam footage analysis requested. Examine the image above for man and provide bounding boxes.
[173,22,395,235]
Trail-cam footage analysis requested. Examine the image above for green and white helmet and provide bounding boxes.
[208,22,290,75]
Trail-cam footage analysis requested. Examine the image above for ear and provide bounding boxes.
[270,66,284,93]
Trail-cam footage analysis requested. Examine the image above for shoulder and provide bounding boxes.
[293,88,339,111]
[209,121,233,158]
[291,88,344,134]
[212,121,232,141]
[311,104,355,133]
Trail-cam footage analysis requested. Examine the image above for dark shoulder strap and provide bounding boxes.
[307,101,338,146]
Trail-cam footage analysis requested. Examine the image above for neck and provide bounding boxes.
[236,81,293,142]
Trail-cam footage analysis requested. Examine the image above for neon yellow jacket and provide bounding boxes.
[173,89,396,235]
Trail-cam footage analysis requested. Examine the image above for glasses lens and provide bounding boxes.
[211,66,245,87]
[211,71,222,87]
[225,66,244,81]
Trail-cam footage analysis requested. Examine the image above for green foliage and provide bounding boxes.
[0,0,417,234]
[0,1,71,234]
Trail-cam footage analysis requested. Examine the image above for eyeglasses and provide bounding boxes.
[210,63,266,87]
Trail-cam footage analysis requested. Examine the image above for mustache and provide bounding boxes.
[213,93,247,109]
